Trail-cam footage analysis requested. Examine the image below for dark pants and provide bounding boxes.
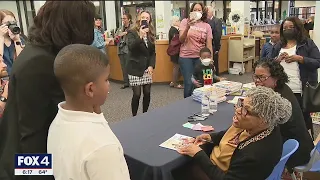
[179,57,201,98]
[118,54,129,86]
[214,52,219,76]
[294,93,314,139]
[131,84,151,116]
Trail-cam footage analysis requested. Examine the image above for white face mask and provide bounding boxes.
[195,12,202,19]
[201,58,211,66]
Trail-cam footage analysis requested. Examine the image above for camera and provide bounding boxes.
[5,21,21,35]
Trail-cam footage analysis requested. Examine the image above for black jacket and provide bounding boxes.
[126,30,156,77]
[0,44,64,180]
[275,84,314,168]
[270,38,320,87]
[194,126,282,180]
[208,17,222,52]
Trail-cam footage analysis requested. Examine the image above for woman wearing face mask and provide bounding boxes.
[304,16,314,32]
[0,9,24,76]
[179,2,213,98]
[270,16,320,137]
[126,11,156,116]
[253,58,314,171]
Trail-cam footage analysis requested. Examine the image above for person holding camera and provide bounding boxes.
[126,11,156,116]
[116,13,132,89]
[0,9,24,76]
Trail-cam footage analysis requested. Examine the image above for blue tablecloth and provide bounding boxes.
[110,97,234,180]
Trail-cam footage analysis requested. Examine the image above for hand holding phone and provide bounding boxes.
[141,20,148,29]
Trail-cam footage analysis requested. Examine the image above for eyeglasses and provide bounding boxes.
[235,98,257,116]
[252,74,270,82]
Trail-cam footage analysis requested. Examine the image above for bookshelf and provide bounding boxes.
[289,1,315,19]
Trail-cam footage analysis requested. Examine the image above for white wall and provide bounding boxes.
[230,1,250,34]
[33,1,46,14]
[208,1,223,19]
[295,1,316,8]
[105,1,117,31]
[155,1,171,38]
[281,1,290,19]
[0,1,28,35]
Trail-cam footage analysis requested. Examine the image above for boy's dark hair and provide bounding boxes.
[54,44,109,97]
[28,1,95,53]
[200,47,212,55]
[253,57,289,89]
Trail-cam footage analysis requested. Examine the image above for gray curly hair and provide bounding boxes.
[245,86,292,127]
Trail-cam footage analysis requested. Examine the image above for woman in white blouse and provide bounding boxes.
[270,16,320,138]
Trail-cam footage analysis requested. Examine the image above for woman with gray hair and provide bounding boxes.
[168,16,183,89]
[176,86,292,180]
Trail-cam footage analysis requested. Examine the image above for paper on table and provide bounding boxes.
[227,96,245,104]
[159,133,193,151]
[243,82,256,89]
[192,123,204,130]
[201,126,214,132]
[182,122,194,129]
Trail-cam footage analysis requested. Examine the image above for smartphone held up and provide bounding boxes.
[141,20,148,29]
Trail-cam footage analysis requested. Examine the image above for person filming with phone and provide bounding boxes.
[179,3,213,98]
[126,11,156,116]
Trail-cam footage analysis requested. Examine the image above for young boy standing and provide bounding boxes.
[47,44,130,180]
[192,47,225,88]
[261,25,281,58]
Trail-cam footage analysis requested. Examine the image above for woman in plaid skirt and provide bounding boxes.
[126,11,156,116]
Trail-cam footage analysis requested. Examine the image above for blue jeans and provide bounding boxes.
[179,57,201,98]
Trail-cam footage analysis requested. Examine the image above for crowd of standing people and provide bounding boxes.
[0,1,319,180]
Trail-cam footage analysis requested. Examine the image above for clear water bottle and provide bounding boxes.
[209,92,218,114]
[201,91,210,116]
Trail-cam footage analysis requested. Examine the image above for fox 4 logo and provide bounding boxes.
[15,154,52,168]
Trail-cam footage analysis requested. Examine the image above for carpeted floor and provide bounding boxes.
[102,72,319,137]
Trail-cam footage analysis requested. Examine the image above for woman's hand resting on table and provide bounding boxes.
[177,134,212,157]
[177,143,202,157]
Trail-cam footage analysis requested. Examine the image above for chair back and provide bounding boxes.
[266,139,299,180]
[295,141,320,172]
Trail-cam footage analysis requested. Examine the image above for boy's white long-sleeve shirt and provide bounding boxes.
[47,102,130,180]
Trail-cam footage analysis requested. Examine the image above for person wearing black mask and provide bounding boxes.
[270,16,320,139]
[304,16,314,32]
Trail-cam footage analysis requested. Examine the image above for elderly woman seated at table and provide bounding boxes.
[177,86,292,180]
[253,58,314,170]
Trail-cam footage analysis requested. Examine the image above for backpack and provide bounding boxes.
[167,34,181,56]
